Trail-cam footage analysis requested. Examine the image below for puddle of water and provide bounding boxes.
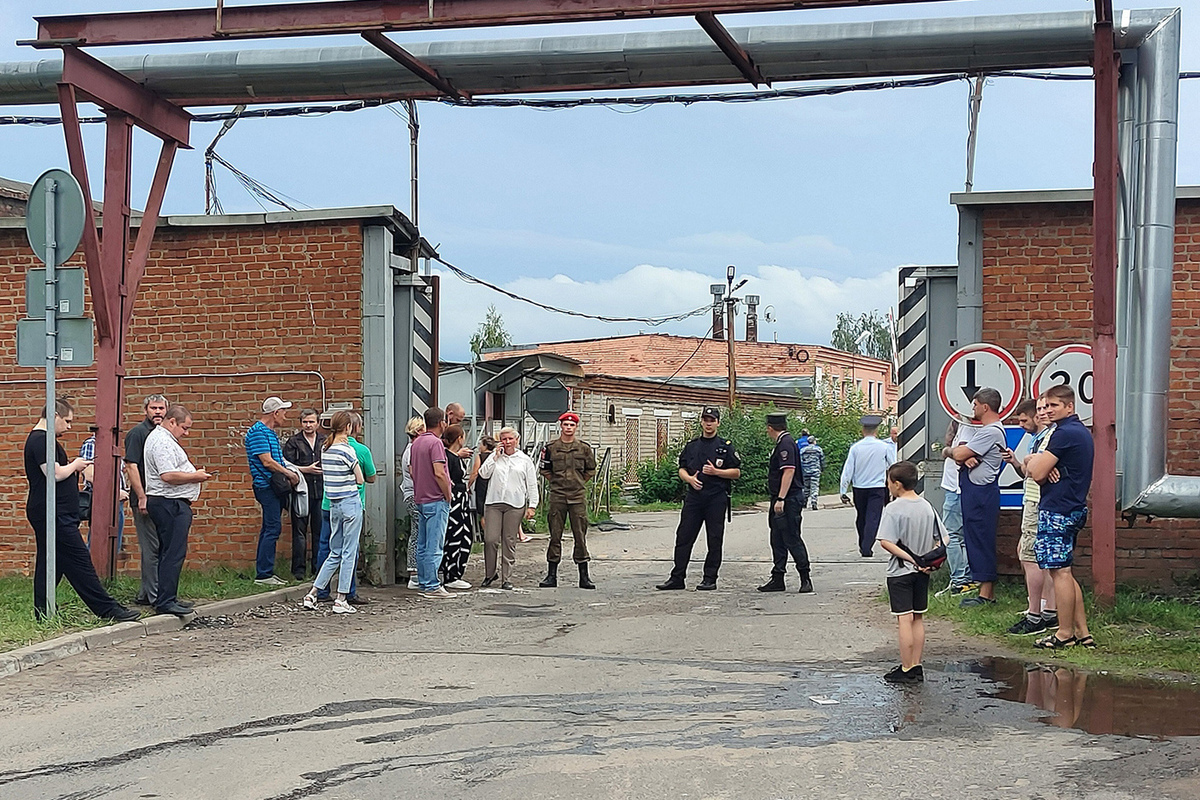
[963,656,1200,738]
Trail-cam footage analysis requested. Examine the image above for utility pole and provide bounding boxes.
[724,265,748,409]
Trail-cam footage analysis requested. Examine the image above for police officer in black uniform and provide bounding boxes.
[757,412,814,594]
[656,407,741,591]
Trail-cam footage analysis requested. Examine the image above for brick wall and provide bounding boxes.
[0,220,365,577]
[979,200,1200,587]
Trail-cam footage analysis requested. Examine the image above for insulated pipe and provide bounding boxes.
[1114,59,1138,506]
[1122,10,1200,516]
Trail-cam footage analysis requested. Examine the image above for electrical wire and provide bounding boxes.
[4,69,1196,128]
[208,151,310,211]
[434,254,711,325]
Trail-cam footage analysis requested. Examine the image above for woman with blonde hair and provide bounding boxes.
[302,411,364,614]
[401,416,425,589]
[478,426,539,589]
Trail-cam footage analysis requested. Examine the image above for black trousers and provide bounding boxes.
[147,496,193,609]
[669,493,727,583]
[853,487,888,556]
[290,482,322,579]
[30,512,122,620]
[769,495,810,577]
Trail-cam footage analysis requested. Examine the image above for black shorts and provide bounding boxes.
[887,572,930,616]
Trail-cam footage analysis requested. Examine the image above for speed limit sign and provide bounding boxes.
[1030,344,1093,424]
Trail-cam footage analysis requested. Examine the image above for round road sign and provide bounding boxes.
[937,343,1024,425]
[1030,344,1093,424]
[25,168,86,268]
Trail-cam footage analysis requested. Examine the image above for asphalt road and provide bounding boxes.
[1,504,1197,799]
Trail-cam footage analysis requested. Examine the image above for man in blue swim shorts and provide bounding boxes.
[1023,384,1096,651]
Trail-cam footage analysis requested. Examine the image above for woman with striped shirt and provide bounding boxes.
[302,412,364,615]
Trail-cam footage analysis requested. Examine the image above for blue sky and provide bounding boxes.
[2,0,1199,360]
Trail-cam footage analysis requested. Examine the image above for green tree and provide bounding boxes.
[830,310,893,361]
[469,304,513,359]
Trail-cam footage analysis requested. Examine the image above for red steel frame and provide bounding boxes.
[33,0,1120,595]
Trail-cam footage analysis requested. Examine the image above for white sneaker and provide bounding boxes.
[407,577,419,590]
[301,593,317,610]
[445,579,472,590]
[332,598,357,614]
[255,576,287,586]
[420,587,457,600]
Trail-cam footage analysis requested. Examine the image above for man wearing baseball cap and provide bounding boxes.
[656,406,740,591]
[538,411,598,589]
[245,396,299,585]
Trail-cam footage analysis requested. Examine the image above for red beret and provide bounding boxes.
[558,412,580,423]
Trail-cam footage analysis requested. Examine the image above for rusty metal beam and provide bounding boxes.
[1090,18,1118,606]
[361,31,470,101]
[31,0,936,48]
[695,12,768,87]
[60,47,191,145]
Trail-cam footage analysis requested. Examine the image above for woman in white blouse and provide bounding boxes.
[478,427,539,590]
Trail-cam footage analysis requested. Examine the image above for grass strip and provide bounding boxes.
[924,573,1200,678]
[1,567,284,653]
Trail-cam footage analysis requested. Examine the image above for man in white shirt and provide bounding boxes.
[144,405,213,617]
[936,420,975,597]
[840,415,894,557]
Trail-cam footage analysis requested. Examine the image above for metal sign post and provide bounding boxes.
[24,169,86,618]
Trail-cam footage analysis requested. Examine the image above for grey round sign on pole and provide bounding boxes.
[25,168,86,266]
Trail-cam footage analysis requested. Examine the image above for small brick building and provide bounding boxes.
[0,206,432,582]
[951,188,1200,588]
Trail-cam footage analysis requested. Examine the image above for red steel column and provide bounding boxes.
[89,114,134,576]
[1091,21,1119,605]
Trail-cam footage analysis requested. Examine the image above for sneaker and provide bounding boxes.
[301,593,318,610]
[959,595,996,608]
[254,576,287,586]
[1007,616,1048,636]
[420,587,457,600]
[445,579,472,590]
[501,581,514,591]
[331,598,357,614]
[407,577,420,590]
[949,582,979,597]
[1041,612,1059,629]
[884,665,924,684]
[883,664,906,682]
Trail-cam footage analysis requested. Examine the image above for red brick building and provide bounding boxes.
[953,188,1200,587]
[0,206,430,582]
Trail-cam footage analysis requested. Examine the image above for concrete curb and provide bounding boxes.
[1,585,306,681]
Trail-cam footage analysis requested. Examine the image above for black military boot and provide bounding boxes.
[538,561,558,588]
[578,562,596,590]
[757,575,786,592]
[798,573,814,594]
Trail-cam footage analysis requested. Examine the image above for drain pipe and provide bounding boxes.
[1122,10,1198,516]
[1114,57,1138,507]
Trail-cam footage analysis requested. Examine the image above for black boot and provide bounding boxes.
[757,575,786,593]
[578,562,596,590]
[798,573,814,594]
[538,561,558,588]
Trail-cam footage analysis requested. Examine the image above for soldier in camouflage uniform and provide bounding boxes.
[799,435,826,511]
[538,411,598,589]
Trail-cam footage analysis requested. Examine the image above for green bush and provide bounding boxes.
[633,398,875,503]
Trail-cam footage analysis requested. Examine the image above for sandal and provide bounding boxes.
[1075,635,1097,649]
[1034,633,1076,650]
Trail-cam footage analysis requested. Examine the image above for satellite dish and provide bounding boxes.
[763,305,776,323]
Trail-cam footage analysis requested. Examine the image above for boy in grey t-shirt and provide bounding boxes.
[876,461,941,684]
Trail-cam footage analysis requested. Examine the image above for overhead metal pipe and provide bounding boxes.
[0,12,1132,107]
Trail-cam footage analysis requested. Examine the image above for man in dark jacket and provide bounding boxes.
[283,408,325,580]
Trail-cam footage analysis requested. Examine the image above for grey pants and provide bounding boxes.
[803,471,822,509]
[131,506,159,603]
[483,503,523,583]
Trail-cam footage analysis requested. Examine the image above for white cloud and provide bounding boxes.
[438,261,899,361]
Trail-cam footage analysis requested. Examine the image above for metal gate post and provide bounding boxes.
[1091,17,1119,605]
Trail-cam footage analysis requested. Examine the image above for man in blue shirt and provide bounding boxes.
[245,396,300,585]
[1024,384,1096,651]
[840,415,893,557]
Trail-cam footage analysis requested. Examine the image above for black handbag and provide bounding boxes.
[900,509,948,570]
[79,487,92,522]
[270,470,293,501]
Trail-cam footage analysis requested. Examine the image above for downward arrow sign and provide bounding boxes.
[961,358,981,401]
